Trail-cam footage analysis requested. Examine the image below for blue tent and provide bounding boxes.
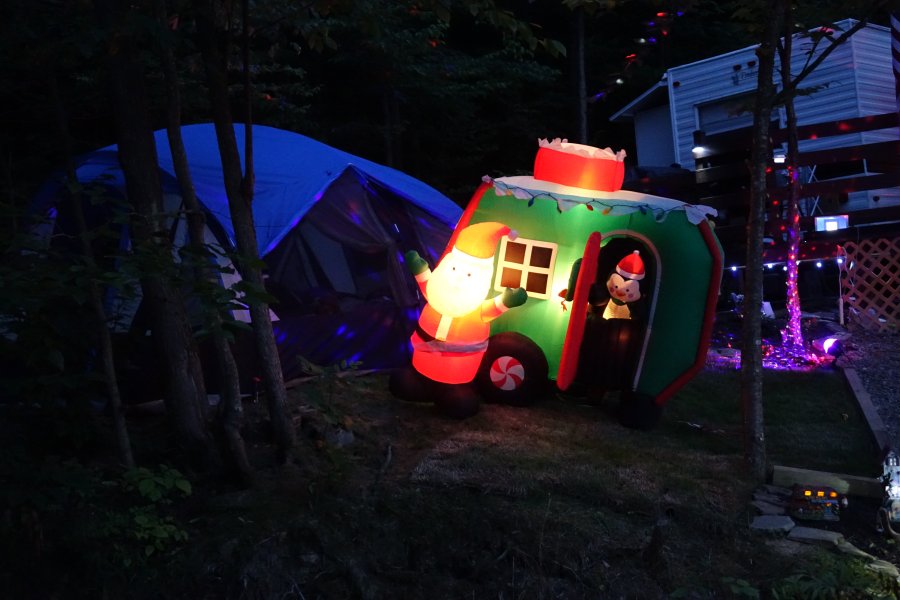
[35,124,462,381]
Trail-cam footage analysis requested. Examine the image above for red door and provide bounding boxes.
[557,232,602,391]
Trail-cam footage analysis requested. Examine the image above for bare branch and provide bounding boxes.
[775,18,868,104]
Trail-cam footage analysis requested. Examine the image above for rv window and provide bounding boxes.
[697,92,754,135]
[494,237,557,300]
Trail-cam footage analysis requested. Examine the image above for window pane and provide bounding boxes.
[530,246,553,268]
[526,272,548,294]
[501,267,522,288]
[504,241,527,264]
[698,92,754,135]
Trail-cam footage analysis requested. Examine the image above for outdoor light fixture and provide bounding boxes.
[811,336,843,358]
[885,453,900,501]
[789,484,847,521]
[879,451,900,533]
[772,148,787,165]
[816,261,823,268]
[815,215,848,232]
[730,266,738,272]
[691,130,707,157]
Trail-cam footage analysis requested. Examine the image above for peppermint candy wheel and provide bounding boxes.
[489,355,524,390]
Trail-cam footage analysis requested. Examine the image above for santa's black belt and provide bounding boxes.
[415,324,436,342]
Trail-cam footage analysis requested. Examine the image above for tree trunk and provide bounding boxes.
[241,0,255,200]
[778,7,805,356]
[49,72,135,469]
[570,6,587,143]
[156,0,253,485]
[196,0,297,462]
[742,0,785,482]
[381,85,401,168]
[771,11,868,355]
[100,0,213,467]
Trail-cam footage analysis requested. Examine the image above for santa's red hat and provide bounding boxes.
[616,251,645,280]
[454,222,516,259]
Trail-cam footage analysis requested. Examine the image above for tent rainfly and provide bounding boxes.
[32,123,462,384]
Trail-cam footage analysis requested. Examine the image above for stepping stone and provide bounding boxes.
[761,484,791,497]
[835,540,900,579]
[787,526,844,545]
[835,539,878,560]
[752,500,787,515]
[750,515,795,534]
[753,491,787,505]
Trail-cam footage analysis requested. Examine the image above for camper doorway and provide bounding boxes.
[576,235,657,395]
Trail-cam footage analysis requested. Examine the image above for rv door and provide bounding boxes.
[557,232,601,391]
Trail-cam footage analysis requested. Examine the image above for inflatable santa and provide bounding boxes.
[602,250,645,320]
[391,221,527,417]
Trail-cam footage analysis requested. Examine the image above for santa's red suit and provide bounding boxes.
[411,283,509,384]
[409,222,523,384]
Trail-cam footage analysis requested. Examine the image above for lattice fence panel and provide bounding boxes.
[840,237,900,332]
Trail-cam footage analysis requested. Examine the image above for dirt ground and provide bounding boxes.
[156,370,900,600]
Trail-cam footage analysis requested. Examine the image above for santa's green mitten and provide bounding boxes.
[404,250,429,276]
[501,287,527,309]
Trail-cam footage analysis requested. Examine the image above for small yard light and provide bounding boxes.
[878,451,900,535]
[691,130,707,156]
[812,336,843,358]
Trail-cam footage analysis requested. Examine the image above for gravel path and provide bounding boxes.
[837,328,900,454]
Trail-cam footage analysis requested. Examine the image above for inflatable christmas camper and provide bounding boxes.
[392,139,723,426]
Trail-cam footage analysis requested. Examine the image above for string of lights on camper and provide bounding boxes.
[486,177,716,225]
[487,174,852,373]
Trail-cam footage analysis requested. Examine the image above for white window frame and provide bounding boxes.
[493,236,558,300]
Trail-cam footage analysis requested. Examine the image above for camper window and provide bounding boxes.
[493,237,557,299]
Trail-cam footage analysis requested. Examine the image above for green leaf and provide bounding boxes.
[145,545,155,557]
[138,478,159,500]
[174,479,192,495]
[47,349,65,371]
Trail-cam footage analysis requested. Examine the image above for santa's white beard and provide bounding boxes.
[426,273,491,318]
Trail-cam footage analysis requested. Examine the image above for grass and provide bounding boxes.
[4,365,893,599]
[667,366,879,475]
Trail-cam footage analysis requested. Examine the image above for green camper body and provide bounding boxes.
[455,180,723,405]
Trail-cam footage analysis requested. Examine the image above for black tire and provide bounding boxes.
[617,391,662,430]
[434,383,481,419]
[474,332,549,406]
[389,366,435,403]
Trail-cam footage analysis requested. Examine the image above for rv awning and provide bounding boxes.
[609,79,669,122]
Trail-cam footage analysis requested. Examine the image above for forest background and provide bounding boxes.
[7,0,882,207]
[0,1,896,597]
